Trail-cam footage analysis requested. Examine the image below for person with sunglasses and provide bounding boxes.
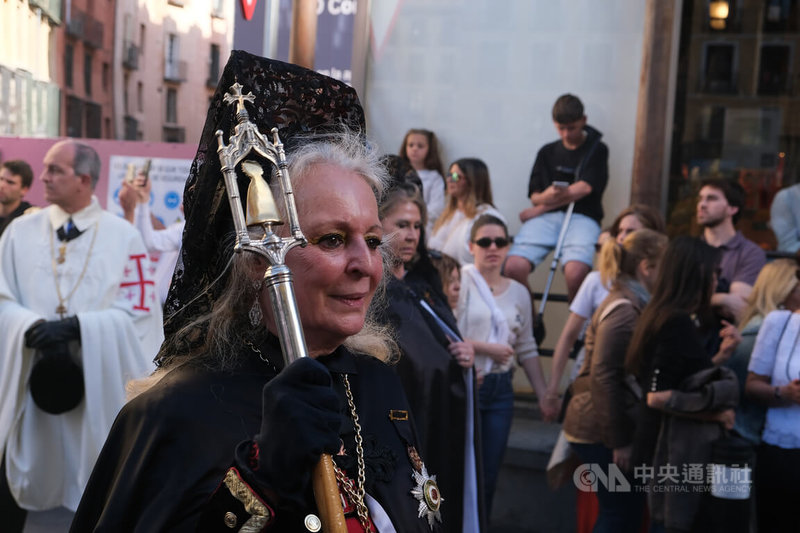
[455,214,547,515]
[428,158,506,266]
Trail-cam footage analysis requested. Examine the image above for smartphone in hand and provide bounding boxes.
[552,180,570,189]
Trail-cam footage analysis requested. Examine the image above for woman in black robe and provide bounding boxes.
[376,174,485,532]
[70,51,444,532]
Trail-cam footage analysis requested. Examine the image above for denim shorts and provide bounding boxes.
[509,210,600,268]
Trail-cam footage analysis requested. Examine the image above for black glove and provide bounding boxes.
[254,357,342,507]
[24,316,81,349]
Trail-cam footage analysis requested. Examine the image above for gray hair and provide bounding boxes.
[279,130,396,362]
[282,129,389,199]
[72,141,101,189]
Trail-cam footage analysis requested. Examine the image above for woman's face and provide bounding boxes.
[383,200,422,266]
[469,223,510,269]
[405,133,429,170]
[269,163,384,354]
[444,266,460,310]
[616,214,644,245]
[447,164,468,199]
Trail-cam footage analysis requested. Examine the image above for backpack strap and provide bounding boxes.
[598,298,632,323]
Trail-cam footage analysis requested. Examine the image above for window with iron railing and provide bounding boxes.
[164,34,186,82]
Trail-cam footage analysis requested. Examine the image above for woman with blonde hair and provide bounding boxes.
[428,158,505,265]
[727,259,800,445]
[562,228,667,532]
[541,204,665,421]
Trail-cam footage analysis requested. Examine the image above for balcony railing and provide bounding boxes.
[28,0,61,24]
[84,16,104,48]
[66,9,85,38]
[164,60,187,83]
[123,42,139,70]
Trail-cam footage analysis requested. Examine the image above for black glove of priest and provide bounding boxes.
[24,316,81,349]
[252,357,342,509]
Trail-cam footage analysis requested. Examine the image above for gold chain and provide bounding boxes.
[243,339,279,375]
[339,373,373,532]
[49,222,99,318]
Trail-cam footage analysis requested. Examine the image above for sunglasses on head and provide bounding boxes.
[473,237,511,248]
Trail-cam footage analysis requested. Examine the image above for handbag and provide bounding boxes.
[29,343,84,414]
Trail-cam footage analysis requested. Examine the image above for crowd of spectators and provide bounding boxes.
[1,84,800,533]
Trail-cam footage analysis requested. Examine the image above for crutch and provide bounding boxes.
[537,200,575,321]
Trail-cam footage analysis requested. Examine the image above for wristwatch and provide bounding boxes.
[774,386,783,402]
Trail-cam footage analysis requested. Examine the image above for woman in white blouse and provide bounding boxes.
[456,213,546,515]
[428,158,505,266]
[745,266,800,533]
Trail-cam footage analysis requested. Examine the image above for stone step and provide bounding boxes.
[489,396,577,533]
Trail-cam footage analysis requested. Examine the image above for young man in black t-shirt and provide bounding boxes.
[505,94,609,301]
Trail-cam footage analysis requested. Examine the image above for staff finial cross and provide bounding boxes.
[223,82,255,112]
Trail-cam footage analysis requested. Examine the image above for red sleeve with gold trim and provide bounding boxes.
[198,467,274,532]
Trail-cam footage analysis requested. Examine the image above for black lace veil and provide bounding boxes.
[156,50,365,366]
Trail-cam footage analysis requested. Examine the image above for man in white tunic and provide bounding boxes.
[0,140,164,531]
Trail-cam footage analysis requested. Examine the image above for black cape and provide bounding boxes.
[382,277,486,532]
[70,342,443,532]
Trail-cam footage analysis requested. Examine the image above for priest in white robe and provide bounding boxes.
[0,140,164,532]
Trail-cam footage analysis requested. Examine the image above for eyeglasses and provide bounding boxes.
[448,171,462,182]
[473,237,511,248]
